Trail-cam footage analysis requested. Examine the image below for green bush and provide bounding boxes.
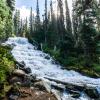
[0,45,14,98]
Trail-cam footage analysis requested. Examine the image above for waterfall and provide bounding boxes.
[5,37,100,100]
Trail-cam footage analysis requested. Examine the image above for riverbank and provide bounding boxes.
[43,47,100,78]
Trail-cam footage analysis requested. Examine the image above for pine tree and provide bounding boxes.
[44,0,48,43]
[6,0,15,15]
[65,0,72,34]
[29,7,33,35]
[35,0,41,31]
[57,0,65,41]
[13,10,20,36]
[0,0,10,40]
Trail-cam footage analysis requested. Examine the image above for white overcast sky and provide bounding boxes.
[15,0,72,20]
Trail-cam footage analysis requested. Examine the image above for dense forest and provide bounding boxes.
[0,0,100,99]
[13,0,100,76]
[0,0,100,75]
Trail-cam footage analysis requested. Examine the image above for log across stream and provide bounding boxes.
[4,37,100,100]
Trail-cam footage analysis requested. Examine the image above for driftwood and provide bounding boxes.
[44,77,84,89]
[44,77,100,99]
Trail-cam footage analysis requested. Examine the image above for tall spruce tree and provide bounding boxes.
[44,0,48,43]
[6,0,15,15]
[29,7,33,35]
[65,0,72,34]
[13,10,20,36]
[57,0,65,41]
[35,0,40,31]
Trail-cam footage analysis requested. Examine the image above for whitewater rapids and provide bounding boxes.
[5,37,100,100]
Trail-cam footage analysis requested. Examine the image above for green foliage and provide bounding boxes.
[0,0,14,41]
[0,46,14,98]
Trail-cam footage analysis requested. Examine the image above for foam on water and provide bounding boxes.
[5,37,100,100]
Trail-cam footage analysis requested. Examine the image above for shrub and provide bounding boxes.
[0,45,14,98]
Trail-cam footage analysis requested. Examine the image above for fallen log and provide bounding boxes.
[44,77,100,99]
[44,77,84,89]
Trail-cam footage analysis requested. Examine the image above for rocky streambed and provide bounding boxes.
[3,37,100,100]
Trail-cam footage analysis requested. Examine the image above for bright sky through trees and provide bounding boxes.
[16,0,72,20]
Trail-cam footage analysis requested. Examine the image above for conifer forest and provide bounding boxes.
[0,0,100,100]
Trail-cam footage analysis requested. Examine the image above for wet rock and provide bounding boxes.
[21,76,32,87]
[15,61,25,69]
[10,76,22,84]
[24,67,32,74]
[20,61,26,68]
[30,74,37,82]
[34,81,46,90]
[69,90,80,98]
[13,69,26,76]
[45,55,50,60]
[85,88,100,99]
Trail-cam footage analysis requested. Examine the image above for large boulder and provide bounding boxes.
[13,69,26,77]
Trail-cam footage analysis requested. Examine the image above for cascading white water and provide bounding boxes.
[5,37,100,100]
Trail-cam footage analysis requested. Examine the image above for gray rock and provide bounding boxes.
[10,76,22,84]
[9,94,19,100]
[13,69,26,76]
[34,81,46,90]
[15,61,25,69]
[24,67,32,74]
[85,88,100,99]
[45,55,50,60]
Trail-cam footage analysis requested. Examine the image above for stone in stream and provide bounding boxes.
[68,90,80,98]
[85,88,100,99]
[24,67,32,74]
[20,61,26,68]
[45,55,50,60]
[15,61,25,69]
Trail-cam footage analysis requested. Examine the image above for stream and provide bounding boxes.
[5,37,100,100]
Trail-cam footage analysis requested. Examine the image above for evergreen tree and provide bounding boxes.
[6,0,15,15]
[65,0,72,34]
[29,7,33,35]
[73,0,99,65]
[35,0,41,31]
[13,10,20,36]
[44,0,48,43]
[0,0,10,40]
[57,0,65,41]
